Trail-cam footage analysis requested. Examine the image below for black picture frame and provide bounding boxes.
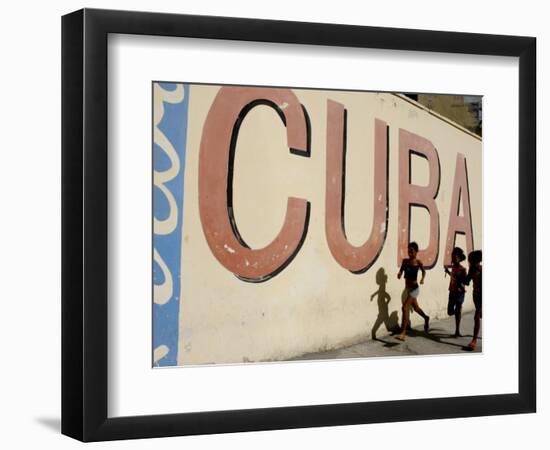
[61,8,536,442]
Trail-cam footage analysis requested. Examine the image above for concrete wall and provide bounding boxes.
[162,84,481,365]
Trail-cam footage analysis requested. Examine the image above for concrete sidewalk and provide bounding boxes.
[293,311,481,361]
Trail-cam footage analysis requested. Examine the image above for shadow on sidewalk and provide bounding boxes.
[372,337,401,348]
[401,327,483,351]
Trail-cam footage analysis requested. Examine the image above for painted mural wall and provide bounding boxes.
[153,83,482,366]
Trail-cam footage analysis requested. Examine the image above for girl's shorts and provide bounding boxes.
[447,292,465,315]
[407,287,420,298]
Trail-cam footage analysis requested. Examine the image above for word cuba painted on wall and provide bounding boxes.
[198,86,473,281]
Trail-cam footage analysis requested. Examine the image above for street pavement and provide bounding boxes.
[292,310,481,361]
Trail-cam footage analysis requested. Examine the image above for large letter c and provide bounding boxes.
[199,86,310,282]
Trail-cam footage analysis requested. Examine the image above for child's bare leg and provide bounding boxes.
[468,308,481,349]
[412,299,430,331]
[454,305,462,337]
[473,309,481,340]
[397,298,412,340]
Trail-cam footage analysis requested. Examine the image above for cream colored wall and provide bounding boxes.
[178,86,482,365]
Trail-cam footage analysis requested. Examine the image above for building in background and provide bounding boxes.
[405,94,482,136]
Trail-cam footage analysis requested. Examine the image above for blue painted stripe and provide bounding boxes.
[153,83,189,367]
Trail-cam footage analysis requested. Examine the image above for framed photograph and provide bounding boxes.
[62,8,536,441]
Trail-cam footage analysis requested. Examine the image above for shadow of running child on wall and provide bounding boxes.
[370,268,400,340]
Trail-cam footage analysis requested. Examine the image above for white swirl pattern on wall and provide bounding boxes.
[153,84,184,306]
[153,84,185,365]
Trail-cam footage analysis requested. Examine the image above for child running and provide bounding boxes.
[465,250,482,350]
[396,242,430,341]
[444,247,467,337]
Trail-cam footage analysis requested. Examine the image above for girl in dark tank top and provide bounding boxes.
[396,242,430,341]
